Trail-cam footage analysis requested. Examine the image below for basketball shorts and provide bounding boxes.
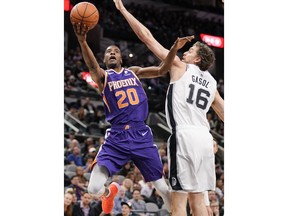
[95,122,163,182]
[167,125,215,192]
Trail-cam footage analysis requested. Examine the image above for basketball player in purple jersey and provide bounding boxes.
[72,22,172,214]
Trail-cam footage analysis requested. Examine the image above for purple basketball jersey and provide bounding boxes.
[102,68,148,124]
[95,68,163,182]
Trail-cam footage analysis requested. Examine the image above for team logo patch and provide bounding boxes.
[171,177,177,186]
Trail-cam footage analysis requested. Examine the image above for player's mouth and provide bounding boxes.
[109,56,116,61]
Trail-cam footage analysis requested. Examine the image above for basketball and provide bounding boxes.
[70,2,99,29]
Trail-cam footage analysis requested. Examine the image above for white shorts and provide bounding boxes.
[167,125,215,192]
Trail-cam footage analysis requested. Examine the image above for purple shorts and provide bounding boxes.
[96,122,163,182]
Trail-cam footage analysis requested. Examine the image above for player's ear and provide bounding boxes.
[194,57,201,64]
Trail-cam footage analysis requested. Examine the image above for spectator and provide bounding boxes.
[126,171,136,184]
[82,137,96,158]
[66,139,81,156]
[66,74,81,91]
[75,166,88,187]
[77,106,88,123]
[116,201,140,216]
[122,178,134,199]
[215,179,224,202]
[83,97,97,123]
[66,131,76,146]
[208,190,219,203]
[72,191,102,216]
[66,146,84,166]
[83,155,95,173]
[113,185,130,215]
[65,191,74,216]
[129,189,147,216]
[210,200,220,216]
[66,175,86,201]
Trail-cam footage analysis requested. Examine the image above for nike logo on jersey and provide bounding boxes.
[142,131,148,136]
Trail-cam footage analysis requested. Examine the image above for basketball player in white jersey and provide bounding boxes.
[113,1,224,215]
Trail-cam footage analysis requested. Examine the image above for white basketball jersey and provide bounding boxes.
[165,64,217,130]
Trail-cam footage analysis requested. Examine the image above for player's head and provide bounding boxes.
[104,45,123,69]
[182,41,215,71]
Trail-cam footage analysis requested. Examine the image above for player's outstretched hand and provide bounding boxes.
[173,35,195,50]
[72,22,89,42]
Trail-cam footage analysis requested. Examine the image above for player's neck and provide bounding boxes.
[109,66,123,73]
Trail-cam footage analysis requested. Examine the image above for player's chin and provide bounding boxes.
[107,63,117,69]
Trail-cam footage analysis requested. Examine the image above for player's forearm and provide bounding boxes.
[118,6,167,60]
[78,40,104,90]
[78,41,98,71]
[159,42,178,75]
[136,66,164,79]
[118,8,151,43]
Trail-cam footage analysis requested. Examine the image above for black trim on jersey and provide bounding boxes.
[167,84,176,131]
[167,84,183,190]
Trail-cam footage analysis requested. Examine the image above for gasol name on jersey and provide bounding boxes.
[191,75,209,88]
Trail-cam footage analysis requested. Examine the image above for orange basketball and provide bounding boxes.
[70,2,99,29]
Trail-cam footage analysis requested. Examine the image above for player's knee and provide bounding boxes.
[152,178,169,194]
[87,181,105,196]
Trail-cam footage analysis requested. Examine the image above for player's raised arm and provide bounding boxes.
[72,23,105,92]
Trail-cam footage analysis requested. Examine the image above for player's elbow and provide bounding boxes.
[159,67,168,75]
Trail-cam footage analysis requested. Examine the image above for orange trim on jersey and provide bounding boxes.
[129,69,141,82]
[129,69,147,96]
[90,158,98,171]
[102,72,111,112]
[103,95,111,113]
[102,71,108,94]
